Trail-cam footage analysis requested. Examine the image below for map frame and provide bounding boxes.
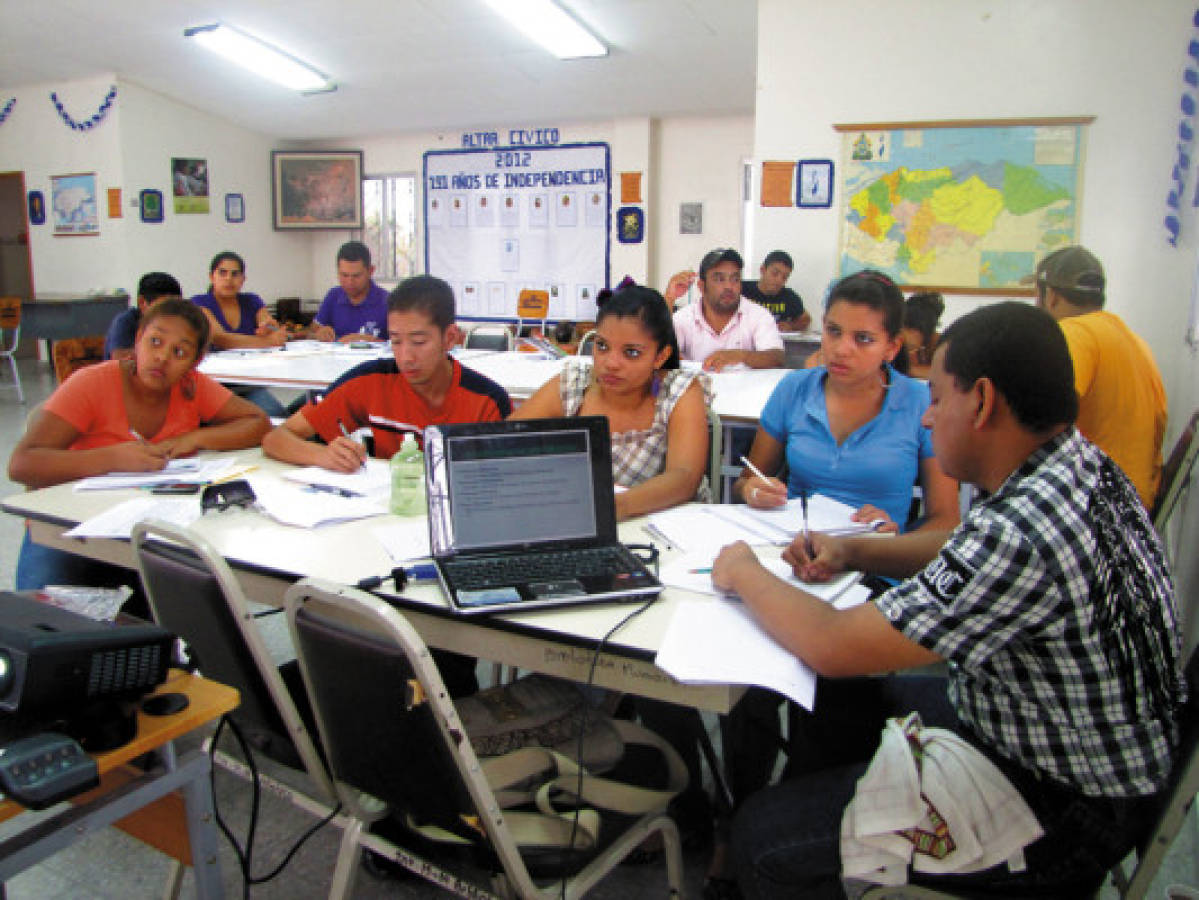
[834,117,1093,295]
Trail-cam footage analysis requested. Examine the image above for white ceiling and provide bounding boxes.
[0,0,758,140]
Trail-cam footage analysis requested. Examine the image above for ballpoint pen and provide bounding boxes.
[800,490,814,557]
[304,483,363,498]
[740,455,772,487]
[338,418,367,469]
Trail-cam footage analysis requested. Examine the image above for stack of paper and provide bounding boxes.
[247,475,387,528]
[65,496,202,539]
[281,459,390,498]
[658,550,864,605]
[655,599,819,709]
[74,458,240,491]
[706,494,885,545]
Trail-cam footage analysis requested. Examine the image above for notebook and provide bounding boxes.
[424,416,663,614]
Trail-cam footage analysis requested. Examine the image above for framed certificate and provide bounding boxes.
[797,159,834,208]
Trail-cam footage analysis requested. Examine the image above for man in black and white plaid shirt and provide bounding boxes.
[712,301,1187,898]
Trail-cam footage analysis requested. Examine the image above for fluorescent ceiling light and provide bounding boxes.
[482,0,607,59]
[184,23,333,93]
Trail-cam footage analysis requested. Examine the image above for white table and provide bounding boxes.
[200,346,789,424]
[3,449,744,713]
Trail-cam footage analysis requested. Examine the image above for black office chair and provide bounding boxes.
[131,520,337,803]
[284,577,685,900]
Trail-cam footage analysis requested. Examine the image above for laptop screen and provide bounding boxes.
[426,417,617,556]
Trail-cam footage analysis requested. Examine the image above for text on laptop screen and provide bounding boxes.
[447,429,597,550]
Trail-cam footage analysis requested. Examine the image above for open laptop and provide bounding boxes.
[424,416,663,614]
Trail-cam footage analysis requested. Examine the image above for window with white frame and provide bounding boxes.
[358,173,417,282]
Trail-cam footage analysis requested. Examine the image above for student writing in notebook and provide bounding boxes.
[705,270,960,894]
[8,298,269,598]
[510,283,711,521]
[712,303,1183,898]
[263,275,511,472]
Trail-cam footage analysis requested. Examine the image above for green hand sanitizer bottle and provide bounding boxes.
[389,434,425,516]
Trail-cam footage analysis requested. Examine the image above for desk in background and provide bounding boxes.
[0,669,237,898]
[21,293,129,342]
[2,449,742,714]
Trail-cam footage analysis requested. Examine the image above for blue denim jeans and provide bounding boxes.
[732,675,1163,899]
[234,385,286,418]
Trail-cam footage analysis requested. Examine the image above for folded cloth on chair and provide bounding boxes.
[841,712,1044,885]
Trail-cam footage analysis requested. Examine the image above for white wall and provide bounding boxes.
[0,76,310,304]
[753,0,1197,428]
[0,75,129,294]
[305,114,753,307]
[116,81,312,301]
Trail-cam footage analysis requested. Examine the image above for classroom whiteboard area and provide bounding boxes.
[423,143,610,323]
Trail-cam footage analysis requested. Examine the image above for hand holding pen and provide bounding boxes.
[322,419,367,473]
[740,455,787,509]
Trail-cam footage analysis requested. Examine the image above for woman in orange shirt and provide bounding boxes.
[9,298,268,592]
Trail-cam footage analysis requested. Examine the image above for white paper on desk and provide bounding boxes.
[372,519,431,562]
[281,460,390,498]
[645,504,772,554]
[65,496,202,539]
[655,598,817,710]
[708,494,883,545]
[74,457,238,491]
[659,551,861,604]
[248,475,386,528]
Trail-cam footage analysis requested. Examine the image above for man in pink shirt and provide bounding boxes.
[666,248,784,371]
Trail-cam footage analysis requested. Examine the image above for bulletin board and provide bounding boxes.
[423,143,610,322]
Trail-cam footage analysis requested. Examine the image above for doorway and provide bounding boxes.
[0,172,35,356]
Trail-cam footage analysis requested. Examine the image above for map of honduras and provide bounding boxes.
[839,124,1083,289]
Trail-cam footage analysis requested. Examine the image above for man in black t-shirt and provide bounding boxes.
[741,250,811,331]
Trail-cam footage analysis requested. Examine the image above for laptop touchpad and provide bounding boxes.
[529,580,587,599]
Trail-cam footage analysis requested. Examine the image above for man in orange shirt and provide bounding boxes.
[1034,246,1167,507]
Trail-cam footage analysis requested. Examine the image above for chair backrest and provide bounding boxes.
[284,579,532,877]
[462,323,514,351]
[707,406,723,502]
[52,336,106,383]
[131,520,335,800]
[577,329,597,357]
[1110,644,1199,898]
[1153,408,1199,535]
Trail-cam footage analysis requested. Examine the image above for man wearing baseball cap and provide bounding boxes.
[1034,245,1166,507]
[666,248,784,372]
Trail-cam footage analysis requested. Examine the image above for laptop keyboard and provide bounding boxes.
[445,546,640,590]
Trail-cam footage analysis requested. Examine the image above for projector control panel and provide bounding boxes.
[0,732,99,809]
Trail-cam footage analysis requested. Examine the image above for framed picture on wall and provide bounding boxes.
[225,193,245,223]
[50,173,100,235]
[139,189,163,223]
[796,159,834,208]
[270,149,363,230]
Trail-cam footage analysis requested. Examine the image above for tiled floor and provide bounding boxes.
[0,357,1196,898]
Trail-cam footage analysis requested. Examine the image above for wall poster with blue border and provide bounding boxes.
[423,143,610,322]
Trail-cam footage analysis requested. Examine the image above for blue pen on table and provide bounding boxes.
[337,418,366,469]
[688,567,713,574]
[303,483,363,498]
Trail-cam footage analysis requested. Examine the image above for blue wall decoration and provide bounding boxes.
[49,85,117,132]
[0,97,15,126]
[27,191,45,225]
[1165,10,1199,245]
[616,206,644,243]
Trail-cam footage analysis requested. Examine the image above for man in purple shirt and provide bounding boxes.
[310,241,389,342]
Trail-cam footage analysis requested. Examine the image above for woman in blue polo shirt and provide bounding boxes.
[703,271,961,898]
[735,269,958,532]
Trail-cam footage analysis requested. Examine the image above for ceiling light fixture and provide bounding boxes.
[481,0,607,59]
[183,23,335,93]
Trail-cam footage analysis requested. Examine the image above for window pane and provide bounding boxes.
[357,174,416,283]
